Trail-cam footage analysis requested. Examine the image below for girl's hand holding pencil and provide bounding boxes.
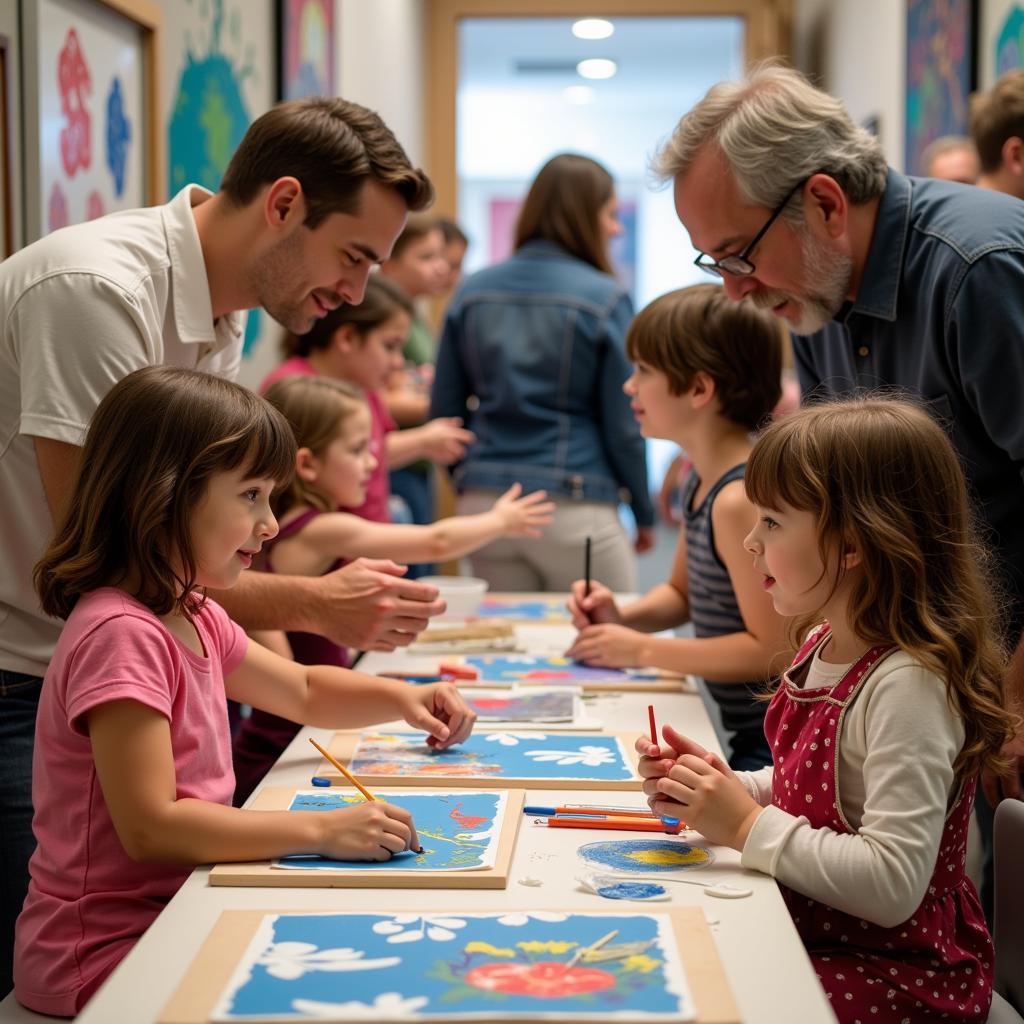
[566,578,620,629]
[315,800,422,861]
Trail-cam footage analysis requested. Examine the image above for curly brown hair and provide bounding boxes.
[745,396,1016,782]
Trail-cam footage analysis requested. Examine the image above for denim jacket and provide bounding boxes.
[430,240,654,526]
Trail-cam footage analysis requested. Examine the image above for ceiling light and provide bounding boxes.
[572,18,614,40]
[564,85,595,105]
[576,58,617,80]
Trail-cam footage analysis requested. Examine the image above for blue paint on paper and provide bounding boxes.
[595,881,667,901]
[350,731,634,782]
[214,910,692,1019]
[104,77,131,196]
[465,654,659,686]
[276,791,503,871]
[476,597,569,621]
[578,839,715,873]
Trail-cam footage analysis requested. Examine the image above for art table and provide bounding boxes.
[2,607,836,1024]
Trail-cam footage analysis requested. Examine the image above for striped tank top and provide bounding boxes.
[682,463,769,740]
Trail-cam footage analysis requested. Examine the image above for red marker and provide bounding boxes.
[648,704,658,745]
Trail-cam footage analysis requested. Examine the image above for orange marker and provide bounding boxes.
[539,817,683,834]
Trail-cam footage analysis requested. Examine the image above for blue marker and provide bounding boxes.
[310,776,331,787]
[523,804,679,827]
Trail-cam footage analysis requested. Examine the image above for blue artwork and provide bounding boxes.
[476,597,570,622]
[578,840,715,874]
[349,732,635,782]
[212,910,694,1020]
[465,655,660,686]
[996,6,1024,76]
[104,77,131,197]
[274,791,506,872]
[167,0,263,355]
[596,881,668,901]
[464,689,576,722]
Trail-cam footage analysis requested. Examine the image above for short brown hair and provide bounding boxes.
[514,153,614,274]
[34,367,296,621]
[970,70,1024,173]
[626,284,783,431]
[283,274,414,359]
[264,376,367,515]
[388,213,442,260]
[220,97,434,228]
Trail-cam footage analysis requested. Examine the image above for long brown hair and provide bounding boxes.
[513,153,614,274]
[282,274,414,359]
[745,397,1016,781]
[264,376,367,516]
[34,367,296,620]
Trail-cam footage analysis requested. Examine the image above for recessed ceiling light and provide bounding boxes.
[577,58,617,80]
[564,85,595,105]
[572,18,614,40]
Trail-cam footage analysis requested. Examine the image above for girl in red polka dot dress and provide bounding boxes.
[637,398,1017,1023]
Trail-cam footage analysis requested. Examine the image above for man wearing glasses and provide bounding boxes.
[654,63,1024,929]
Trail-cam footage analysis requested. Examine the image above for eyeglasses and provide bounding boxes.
[693,177,808,279]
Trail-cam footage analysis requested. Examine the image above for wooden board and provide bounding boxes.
[449,654,687,693]
[322,731,644,792]
[158,906,740,1024]
[209,788,523,890]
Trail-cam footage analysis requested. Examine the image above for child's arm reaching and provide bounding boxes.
[288,484,554,571]
[88,699,421,864]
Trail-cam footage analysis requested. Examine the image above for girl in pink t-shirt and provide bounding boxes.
[231,375,554,803]
[14,366,475,1017]
[260,275,473,523]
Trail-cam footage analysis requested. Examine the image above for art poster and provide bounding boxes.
[211,910,695,1021]
[349,731,635,782]
[475,596,571,622]
[273,790,507,872]
[980,1,1024,87]
[463,688,577,723]
[280,0,335,99]
[464,655,660,686]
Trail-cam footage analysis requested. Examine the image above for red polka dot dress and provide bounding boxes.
[764,626,993,1022]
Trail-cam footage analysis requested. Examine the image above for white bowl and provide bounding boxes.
[418,575,489,619]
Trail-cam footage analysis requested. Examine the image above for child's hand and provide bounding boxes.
[398,681,476,749]
[317,801,421,860]
[646,752,761,852]
[566,579,621,628]
[421,417,475,464]
[493,483,555,537]
[564,623,644,667]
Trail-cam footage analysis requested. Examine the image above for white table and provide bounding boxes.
[1,616,835,1023]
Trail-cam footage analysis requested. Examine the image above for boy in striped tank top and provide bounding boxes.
[567,284,791,768]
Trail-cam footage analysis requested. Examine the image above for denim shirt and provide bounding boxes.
[430,240,654,526]
[791,167,1024,638]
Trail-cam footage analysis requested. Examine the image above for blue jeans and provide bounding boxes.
[0,670,42,996]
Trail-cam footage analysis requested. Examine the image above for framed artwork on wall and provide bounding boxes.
[979,0,1024,86]
[20,0,161,243]
[278,0,336,99]
[905,0,977,174]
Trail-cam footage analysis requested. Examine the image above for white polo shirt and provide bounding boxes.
[0,185,246,675]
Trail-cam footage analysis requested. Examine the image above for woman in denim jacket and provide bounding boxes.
[431,153,655,591]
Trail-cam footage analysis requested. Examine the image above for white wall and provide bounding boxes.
[794,0,906,170]
[338,0,425,165]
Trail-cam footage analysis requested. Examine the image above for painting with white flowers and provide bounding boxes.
[346,731,636,784]
[211,910,695,1021]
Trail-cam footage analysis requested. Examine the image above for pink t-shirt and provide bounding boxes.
[341,389,395,523]
[14,588,247,1017]
[259,354,316,394]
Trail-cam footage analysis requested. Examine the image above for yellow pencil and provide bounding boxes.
[308,737,377,802]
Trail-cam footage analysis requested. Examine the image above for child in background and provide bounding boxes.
[14,367,475,1016]
[260,275,473,524]
[437,217,469,294]
[231,374,554,803]
[567,284,790,769]
[639,398,1015,1023]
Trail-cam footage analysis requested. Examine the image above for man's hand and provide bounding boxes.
[313,559,446,651]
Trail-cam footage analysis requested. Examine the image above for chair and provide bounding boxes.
[989,798,1024,1023]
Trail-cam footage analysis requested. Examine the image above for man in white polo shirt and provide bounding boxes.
[0,96,445,994]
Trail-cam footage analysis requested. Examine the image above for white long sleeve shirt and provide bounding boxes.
[739,645,965,928]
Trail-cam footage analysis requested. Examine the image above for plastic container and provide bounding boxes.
[418,575,489,619]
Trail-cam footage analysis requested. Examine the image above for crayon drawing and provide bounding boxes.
[465,654,662,686]
[211,910,694,1021]
[349,732,635,782]
[464,688,577,722]
[476,596,571,622]
[273,791,508,872]
[578,840,715,874]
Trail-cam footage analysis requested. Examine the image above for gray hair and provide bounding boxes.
[652,63,888,213]
[919,135,978,174]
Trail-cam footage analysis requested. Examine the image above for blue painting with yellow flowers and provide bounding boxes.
[211,910,694,1021]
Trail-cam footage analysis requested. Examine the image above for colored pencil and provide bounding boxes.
[524,804,676,823]
[584,536,592,598]
[308,737,377,803]
[538,817,683,834]
[648,703,658,745]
